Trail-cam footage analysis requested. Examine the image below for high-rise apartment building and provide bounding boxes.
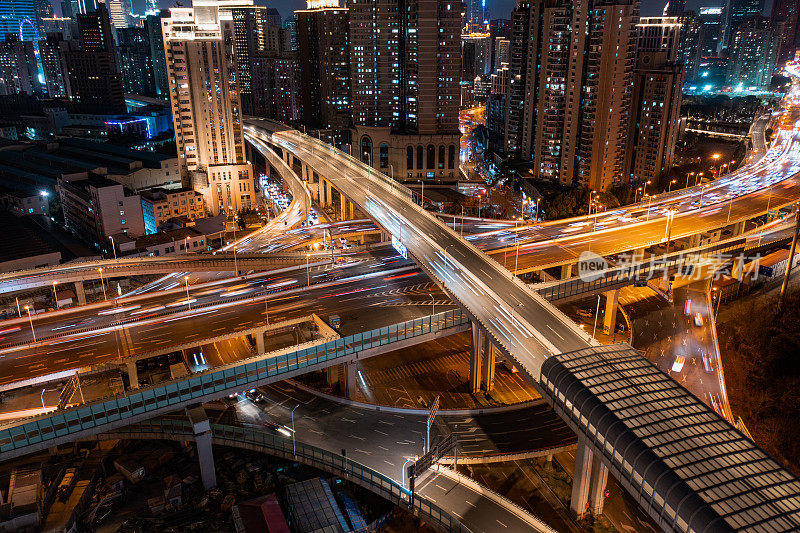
[221,1,269,115]
[106,0,132,29]
[296,2,350,140]
[0,34,41,96]
[504,0,637,191]
[771,0,800,68]
[1,0,43,41]
[722,0,763,49]
[488,18,510,71]
[63,4,126,113]
[251,54,300,122]
[116,27,156,96]
[676,11,702,82]
[464,0,487,31]
[727,16,780,89]
[144,12,168,96]
[161,0,255,216]
[349,0,461,182]
[625,17,683,188]
[39,31,70,97]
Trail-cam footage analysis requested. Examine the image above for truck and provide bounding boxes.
[329,315,341,329]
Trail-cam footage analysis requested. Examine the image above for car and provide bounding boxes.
[577,308,593,319]
[702,352,713,373]
[245,388,266,403]
[694,312,704,327]
[671,355,686,373]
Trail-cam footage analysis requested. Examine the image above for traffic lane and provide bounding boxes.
[416,470,545,532]
[0,270,451,386]
[1,249,412,347]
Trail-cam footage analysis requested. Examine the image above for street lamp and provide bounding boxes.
[712,153,721,177]
[514,218,522,277]
[52,281,59,309]
[291,403,300,457]
[305,253,310,286]
[534,197,541,221]
[24,305,36,342]
[108,235,117,260]
[687,172,695,189]
[592,294,601,338]
[184,276,190,309]
[430,293,435,316]
[668,179,677,193]
[98,268,107,300]
[645,194,654,221]
[587,190,596,215]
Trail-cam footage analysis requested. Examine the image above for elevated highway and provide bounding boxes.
[241,87,800,530]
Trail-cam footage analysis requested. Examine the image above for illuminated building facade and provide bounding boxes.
[161,0,255,216]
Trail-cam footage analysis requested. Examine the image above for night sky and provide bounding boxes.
[130,0,773,25]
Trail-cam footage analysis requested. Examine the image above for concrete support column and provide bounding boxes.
[560,263,573,279]
[481,337,496,392]
[342,361,358,400]
[348,201,355,220]
[74,281,86,306]
[733,221,745,236]
[325,180,332,208]
[254,331,265,355]
[570,440,593,518]
[602,289,620,335]
[469,322,483,394]
[588,454,609,516]
[187,406,217,490]
[339,194,346,220]
[325,364,338,385]
[126,361,139,389]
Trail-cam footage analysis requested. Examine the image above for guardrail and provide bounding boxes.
[106,419,468,533]
[0,309,470,457]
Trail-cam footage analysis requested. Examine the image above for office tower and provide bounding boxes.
[63,4,126,113]
[486,63,508,153]
[0,34,41,95]
[349,0,461,182]
[727,16,780,89]
[665,0,685,16]
[161,0,255,216]
[39,32,70,97]
[116,27,155,96]
[283,17,297,51]
[144,0,158,15]
[106,0,132,29]
[464,0,486,31]
[676,11,702,82]
[1,0,41,41]
[488,18,510,71]
[626,17,683,188]
[62,0,99,18]
[33,0,54,34]
[265,7,282,27]
[144,12,168,96]
[220,1,269,115]
[462,33,491,82]
[296,2,350,140]
[41,17,79,40]
[722,0,762,49]
[504,0,638,191]
[252,55,300,122]
[699,7,724,56]
[771,0,800,68]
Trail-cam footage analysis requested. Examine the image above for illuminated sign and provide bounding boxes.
[699,7,722,15]
[391,235,408,259]
[306,0,340,8]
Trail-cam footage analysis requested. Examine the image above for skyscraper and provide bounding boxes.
[39,31,70,97]
[106,0,132,29]
[144,12,168,96]
[296,1,350,140]
[349,0,461,182]
[63,4,126,113]
[699,7,724,56]
[0,34,41,95]
[221,1,270,115]
[1,0,42,41]
[771,0,800,68]
[161,0,255,216]
[626,17,683,188]
[722,0,763,50]
[116,27,156,96]
[727,16,780,89]
[504,0,637,191]
[676,11,702,82]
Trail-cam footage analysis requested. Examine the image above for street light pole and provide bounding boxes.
[592,294,601,338]
[98,268,107,300]
[184,276,190,309]
[514,218,521,277]
[109,235,117,260]
[306,253,310,286]
[24,305,36,342]
[291,403,300,456]
[52,281,59,309]
[430,293,435,316]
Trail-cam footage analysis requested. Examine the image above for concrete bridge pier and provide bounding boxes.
[253,330,265,355]
[339,194,346,220]
[560,263,573,279]
[602,289,619,335]
[324,179,332,208]
[74,281,86,306]
[571,439,609,518]
[342,361,358,400]
[126,361,139,389]
[481,336,496,392]
[469,322,483,394]
[187,406,217,490]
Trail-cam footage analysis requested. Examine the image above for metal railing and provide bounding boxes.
[0,309,470,456]
[106,419,469,533]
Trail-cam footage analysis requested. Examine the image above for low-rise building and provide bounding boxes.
[115,226,207,257]
[0,186,49,216]
[58,173,147,251]
[140,187,206,230]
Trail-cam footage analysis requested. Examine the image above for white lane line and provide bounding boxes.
[496,520,508,528]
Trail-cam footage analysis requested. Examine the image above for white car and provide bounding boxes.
[671,355,686,373]
[694,312,704,327]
